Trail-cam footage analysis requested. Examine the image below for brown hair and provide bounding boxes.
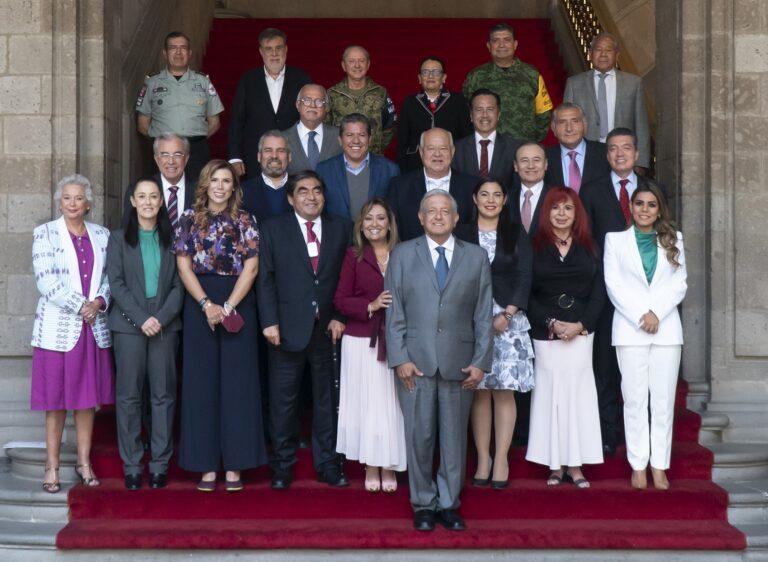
[630,183,681,266]
[192,160,242,232]
[352,198,398,260]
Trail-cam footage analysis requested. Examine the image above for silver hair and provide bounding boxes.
[420,188,458,215]
[418,128,454,149]
[53,174,95,211]
[551,102,586,123]
[590,32,619,52]
[258,129,291,154]
[152,132,190,155]
[296,84,330,105]
[342,45,370,62]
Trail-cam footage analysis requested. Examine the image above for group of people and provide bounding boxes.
[30,21,687,533]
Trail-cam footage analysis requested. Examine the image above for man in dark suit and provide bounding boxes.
[544,102,610,192]
[256,171,352,490]
[284,84,342,174]
[387,128,477,241]
[317,113,399,220]
[511,142,550,238]
[241,130,292,223]
[122,133,197,228]
[385,189,493,531]
[580,126,665,455]
[227,28,311,179]
[453,88,522,189]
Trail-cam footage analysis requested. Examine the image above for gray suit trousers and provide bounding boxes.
[396,371,474,512]
[114,319,179,475]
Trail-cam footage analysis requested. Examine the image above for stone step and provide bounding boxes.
[699,411,730,444]
[738,522,768,551]
[0,520,60,551]
[7,446,79,482]
[0,471,71,523]
[720,479,768,524]
[710,443,768,481]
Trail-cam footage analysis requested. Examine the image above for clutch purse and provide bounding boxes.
[221,310,245,333]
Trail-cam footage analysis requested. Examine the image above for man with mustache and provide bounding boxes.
[241,131,293,222]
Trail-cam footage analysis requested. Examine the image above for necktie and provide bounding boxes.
[428,99,437,113]
[167,185,179,228]
[568,150,581,193]
[619,179,631,224]
[307,130,320,170]
[479,139,491,177]
[521,189,533,233]
[598,72,609,139]
[435,246,449,291]
[305,221,320,272]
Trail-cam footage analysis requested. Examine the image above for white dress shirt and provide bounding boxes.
[593,69,617,141]
[474,130,498,166]
[519,180,545,216]
[426,234,455,267]
[265,66,286,113]
[610,170,638,200]
[559,139,586,188]
[295,213,322,244]
[160,174,186,212]
[261,172,288,190]
[297,121,324,158]
[424,169,451,191]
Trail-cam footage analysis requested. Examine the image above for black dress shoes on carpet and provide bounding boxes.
[437,509,466,531]
[124,474,142,490]
[603,443,616,455]
[271,471,293,490]
[317,466,349,487]
[413,510,435,531]
[149,473,167,489]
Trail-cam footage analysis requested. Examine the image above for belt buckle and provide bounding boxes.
[557,293,575,309]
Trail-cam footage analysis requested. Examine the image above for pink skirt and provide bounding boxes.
[31,324,115,411]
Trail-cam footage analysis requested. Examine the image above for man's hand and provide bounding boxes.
[326,319,345,344]
[396,362,423,392]
[263,324,281,346]
[461,365,484,390]
[140,316,162,337]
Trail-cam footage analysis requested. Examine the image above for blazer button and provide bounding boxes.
[438,328,443,333]
[311,301,317,307]
[314,280,319,285]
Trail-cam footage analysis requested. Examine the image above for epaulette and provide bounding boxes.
[191,70,210,79]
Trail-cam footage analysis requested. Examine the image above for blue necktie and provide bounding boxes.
[307,130,320,170]
[435,246,449,291]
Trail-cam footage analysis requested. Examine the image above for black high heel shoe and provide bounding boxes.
[472,459,492,487]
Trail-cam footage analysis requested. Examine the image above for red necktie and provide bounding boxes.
[167,185,179,228]
[619,179,631,224]
[428,99,437,113]
[305,221,320,273]
[479,139,491,177]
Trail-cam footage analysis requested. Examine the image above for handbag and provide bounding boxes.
[221,309,245,333]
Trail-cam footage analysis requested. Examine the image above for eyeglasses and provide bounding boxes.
[166,45,190,53]
[158,152,186,161]
[298,98,328,108]
[420,69,444,78]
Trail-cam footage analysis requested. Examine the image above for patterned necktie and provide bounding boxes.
[428,99,437,113]
[479,139,491,177]
[167,185,179,228]
[521,189,533,233]
[435,246,449,291]
[598,72,610,140]
[307,130,320,170]
[305,221,320,272]
[568,150,581,193]
[619,179,631,224]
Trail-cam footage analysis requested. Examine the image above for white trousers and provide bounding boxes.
[616,344,682,470]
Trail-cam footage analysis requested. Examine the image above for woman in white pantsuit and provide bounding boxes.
[603,183,687,491]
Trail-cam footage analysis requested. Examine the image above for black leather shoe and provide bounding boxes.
[472,475,491,487]
[490,479,508,490]
[413,509,435,531]
[317,466,349,487]
[271,471,292,490]
[124,474,142,490]
[603,443,616,456]
[437,509,466,531]
[149,473,167,489]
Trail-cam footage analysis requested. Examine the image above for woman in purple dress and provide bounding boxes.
[31,174,114,493]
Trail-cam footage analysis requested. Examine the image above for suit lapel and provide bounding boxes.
[490,136,505,175]
[587,71,600,114]
[315,216,335,275]
[320,128,337,160]
[415,237,440,293]
[443,238,464,291]
[288,215,315,275]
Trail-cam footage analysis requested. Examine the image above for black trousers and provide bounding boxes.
[268,320,337,474]
[185,136,210,184]
[592,302,623,447]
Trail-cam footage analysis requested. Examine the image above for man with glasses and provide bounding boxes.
[136,31,224,182]
[397,57,473,173]
[285,84,342,174]
[228,27,311,179]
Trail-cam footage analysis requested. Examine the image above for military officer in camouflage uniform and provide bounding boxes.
[463,23,553,142]
[326,46,397,155]
[136,31,224,182]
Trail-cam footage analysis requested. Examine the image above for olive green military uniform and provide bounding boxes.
[136,68,225,180]
[463,59,553,142]
[326,78,397,155]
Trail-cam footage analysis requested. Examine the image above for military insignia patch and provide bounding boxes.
[208,83,218,96]
[136,85,147,108]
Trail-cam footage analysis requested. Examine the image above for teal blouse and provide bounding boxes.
[634,227,658,284]
[138,228,161,298]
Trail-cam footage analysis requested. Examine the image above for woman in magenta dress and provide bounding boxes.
[31,174,114,493]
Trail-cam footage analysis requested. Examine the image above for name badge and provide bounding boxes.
[307,242,319,257]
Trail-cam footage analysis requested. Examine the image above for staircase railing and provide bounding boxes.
[560,0,604,70]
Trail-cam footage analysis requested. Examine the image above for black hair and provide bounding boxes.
[124,176,173,249]
[472,177,519,255]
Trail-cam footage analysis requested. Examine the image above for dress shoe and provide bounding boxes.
[317,466,349,487]
[437,509,466,531]
[225,478,244,492]
[271,471,292,490]
[602,443,616,456]
[490,479,508,490]
[149,473,167,489]
[651,467,670,490]
[631,469,648,490]
[124,474,142,490]
[413,509,435,531]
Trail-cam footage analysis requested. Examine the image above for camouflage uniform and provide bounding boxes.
[463,59,553,142]
[326,78,397,155]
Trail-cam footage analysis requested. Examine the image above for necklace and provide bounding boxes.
[554,233,572,247]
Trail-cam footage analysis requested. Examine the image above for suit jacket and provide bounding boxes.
[544,140,610,188]
[227,65,312,176]
[453,133,521,190]
[454,222,532,310]
[285,123,342,174]
[31,217,111,351]
[256,212,352,352]
[603,228,687,346]
[240,175,291,223]
[563,70,650,168]
[396,90,473,172]
[510,181,553,239]
[106,229,184,334]
[384,235,493,379]
[316,153,400,219]
[386,169,477,241]
[122,173,197,227]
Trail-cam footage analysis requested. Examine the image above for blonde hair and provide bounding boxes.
[352,198,398,260]
[192,160,243,231]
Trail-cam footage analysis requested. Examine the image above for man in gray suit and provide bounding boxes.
[385,189,493,532]
[563,33,650,172]
[285,84,342,174]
